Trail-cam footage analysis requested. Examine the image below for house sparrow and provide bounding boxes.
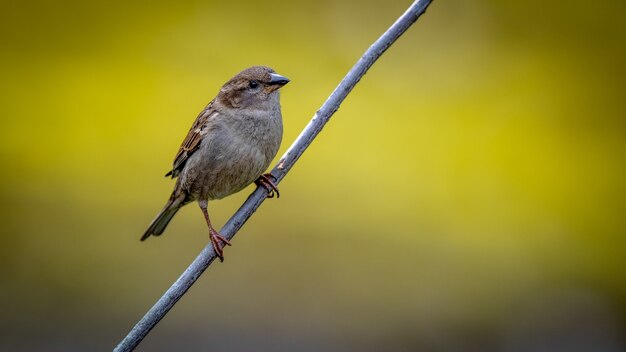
[141,66,289,261]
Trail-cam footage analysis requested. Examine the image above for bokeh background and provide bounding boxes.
[1,0,625,351]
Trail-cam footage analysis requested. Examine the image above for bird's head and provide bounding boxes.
[218,66,289,109]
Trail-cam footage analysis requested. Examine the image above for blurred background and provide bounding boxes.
[1,0,625,351]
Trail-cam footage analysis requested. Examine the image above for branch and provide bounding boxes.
[114,1,433,350]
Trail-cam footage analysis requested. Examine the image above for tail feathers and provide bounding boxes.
[141,194,184,241]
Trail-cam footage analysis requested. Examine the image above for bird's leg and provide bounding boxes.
[199,201,231,262]
[255,173,280,198]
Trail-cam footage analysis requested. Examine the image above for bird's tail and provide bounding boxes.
[141,192,186,241]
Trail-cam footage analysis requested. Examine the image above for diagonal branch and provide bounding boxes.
[114,1,433,350]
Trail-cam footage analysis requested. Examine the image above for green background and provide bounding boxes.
[1,0,624,350]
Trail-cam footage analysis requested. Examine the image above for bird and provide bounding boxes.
[141,66,289,261]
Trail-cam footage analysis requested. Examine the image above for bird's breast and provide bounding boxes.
[180,108,283,200]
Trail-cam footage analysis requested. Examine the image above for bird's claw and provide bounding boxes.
[255,173,280,198]
[209,230,231,262]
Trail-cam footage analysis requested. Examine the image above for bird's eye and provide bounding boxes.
[249,80,259,89]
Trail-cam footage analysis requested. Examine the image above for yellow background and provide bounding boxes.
[1,0,624,350]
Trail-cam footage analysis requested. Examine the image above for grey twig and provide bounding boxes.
[114,1,433,351]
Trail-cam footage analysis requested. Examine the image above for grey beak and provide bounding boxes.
[269,73,290,86]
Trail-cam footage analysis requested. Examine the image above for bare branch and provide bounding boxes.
[114,1,433,351]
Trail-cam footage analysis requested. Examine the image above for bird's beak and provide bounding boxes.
[269,73,290,86]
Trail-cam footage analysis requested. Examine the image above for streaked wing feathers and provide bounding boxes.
[165,101,216,178]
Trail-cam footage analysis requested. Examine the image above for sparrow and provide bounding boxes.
[141,66,289,261]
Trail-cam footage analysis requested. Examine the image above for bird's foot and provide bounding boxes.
[209,229,231,262]
[255,173,280,198]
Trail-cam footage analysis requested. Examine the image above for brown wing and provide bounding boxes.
[165,101,216,178]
